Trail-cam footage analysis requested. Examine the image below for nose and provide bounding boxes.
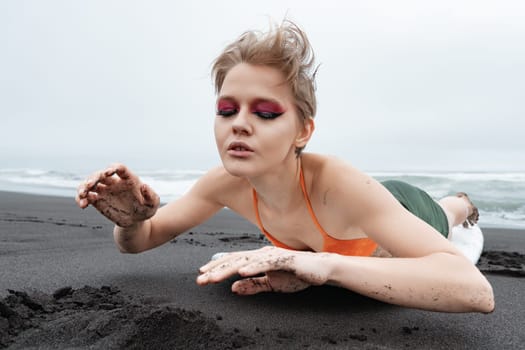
[231,107,253,135]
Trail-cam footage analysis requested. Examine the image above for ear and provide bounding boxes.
[295,117,315,149]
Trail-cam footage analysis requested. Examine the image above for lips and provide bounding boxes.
[226,141,254,158]
[227,141,253,152]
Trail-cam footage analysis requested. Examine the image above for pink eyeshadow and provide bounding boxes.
[217,99,238,110]
[251,101,285,114]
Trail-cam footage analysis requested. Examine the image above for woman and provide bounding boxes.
[76,21,493,313]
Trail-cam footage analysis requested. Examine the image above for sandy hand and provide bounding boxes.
[76,164,160,227]
[197,247,333,295]
[231,270,312,295]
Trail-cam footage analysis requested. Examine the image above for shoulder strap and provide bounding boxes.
[299,166,330,237]
[252,189,294,249]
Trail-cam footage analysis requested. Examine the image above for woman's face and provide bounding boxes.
[214,63,305,178]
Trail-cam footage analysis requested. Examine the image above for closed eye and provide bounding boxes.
[217,98,238,117]
[251,100,285,120]
[254,111,284,119]
[217,109,238,117]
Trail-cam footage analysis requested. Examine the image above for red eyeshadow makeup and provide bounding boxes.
[250,100,285,119]
[216,99,238,117]
[216,98,285,119]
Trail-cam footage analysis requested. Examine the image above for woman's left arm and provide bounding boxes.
[322,169,494,313]
[198,244,494,312]
[327,251,494,312]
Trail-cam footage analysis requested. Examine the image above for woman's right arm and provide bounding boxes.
[76,164,227,254]
[113,187,224,253]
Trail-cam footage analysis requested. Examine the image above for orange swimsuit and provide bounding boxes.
[252,168,378,257]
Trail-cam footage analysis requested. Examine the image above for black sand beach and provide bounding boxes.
[1,191,524,349]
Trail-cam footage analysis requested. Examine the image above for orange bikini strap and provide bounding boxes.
[299,167,378,256]
[299,167,329,237]
[252,188,293,249]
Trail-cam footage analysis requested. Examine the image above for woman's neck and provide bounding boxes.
[249,157,304,213]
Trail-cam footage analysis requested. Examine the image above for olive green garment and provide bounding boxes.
[381,180,449,238]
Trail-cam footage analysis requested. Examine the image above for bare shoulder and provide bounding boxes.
[189,166,251,206]
[304,153,380,202]
[303,153,395,224]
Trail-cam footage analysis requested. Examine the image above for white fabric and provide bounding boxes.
[449,224,484,264]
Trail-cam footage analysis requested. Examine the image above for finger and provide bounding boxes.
[93,183,109,195]
[196,266,238,285]
[232,276,273,295]
[113,164,133,180]
[78,198,89,208]
[141,183,159,207]
[86,191,99,203]
[77,191,97,208]
[96,173,118,187]
[197,256,254,285]
[78,171,106,197]
[199,246,277,273]
[199,251,244,273]
[199,253,236,273]
[75,191,98,210]
[104,166,118,177]
[77,179,93,198]
[199,253,233,274]
[75,192,89,209]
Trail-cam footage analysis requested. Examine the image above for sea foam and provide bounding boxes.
[1,168,523,229]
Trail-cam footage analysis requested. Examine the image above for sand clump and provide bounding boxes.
[477,251,525,277]
[0,285,253,349]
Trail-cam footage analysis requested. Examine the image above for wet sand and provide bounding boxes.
[1,191,524,349]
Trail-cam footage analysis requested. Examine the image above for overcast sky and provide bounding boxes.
[1,1,524,172]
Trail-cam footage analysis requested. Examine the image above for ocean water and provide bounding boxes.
[0,168,523,229]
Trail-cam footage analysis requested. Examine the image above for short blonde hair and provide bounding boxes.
[212,20,318,155]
